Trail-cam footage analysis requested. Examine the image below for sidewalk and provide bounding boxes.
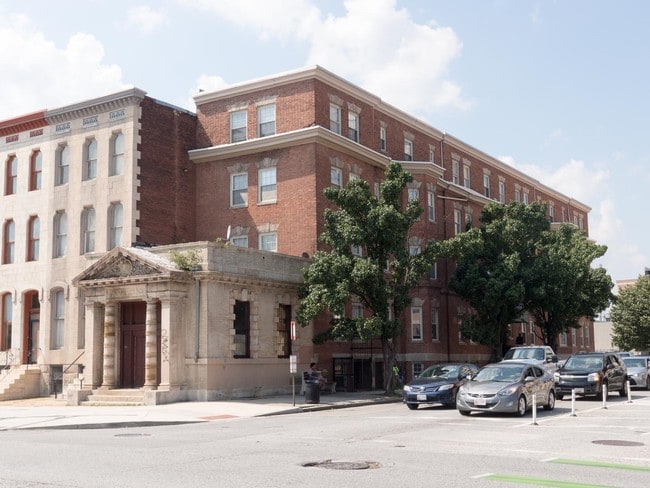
[0,391,401,431]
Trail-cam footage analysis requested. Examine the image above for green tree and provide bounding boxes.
[297,162,439,393]
[448,202,550,358]
[524,224,614,349]
[611,275,650,351]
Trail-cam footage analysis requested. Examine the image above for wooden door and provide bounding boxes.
[120,302,146,388]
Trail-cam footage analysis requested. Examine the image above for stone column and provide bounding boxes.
[84,300,105,388]
[144,299,158,390]
[101,301,117,389]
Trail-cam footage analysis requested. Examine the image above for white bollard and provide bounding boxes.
[531,393,538,425]
[571,388,577,416]
[627,380,632,403]
[601,383,608,409]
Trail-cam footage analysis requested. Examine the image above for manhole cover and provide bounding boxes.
[593,439,644,447]
[302,460,380,470]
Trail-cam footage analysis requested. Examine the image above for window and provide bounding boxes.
[259,232,277,252]
[559,332,567,346]
[83,138,97,181]
[230,110,247,142]
[51,289,65,349]
[277,304,292,358]
[351,244,362,256]
[549,205,555,222]
[5,155,17,195]
[571,328,577,346]
[3,220,15,264]
[454,209,462,235]
[580,327,585,347]
[108,202,123,250]
[231,173,248,207]
[404,139,413,161]
[351,302,363,319]
[27,216,40,261]
[427,190,436,222]
[258,167,276,203]
[53,211,67,258]
[55,144,69,185]
[1,292,11,350]
[523,192,529,204]
[411,306,423,341]
[258,104,276,137]
[109,132,124,176]
[515,189,521,203]
[408,188,419,203]
[30,150,42,191]
[230,236,248,248]
[409,245,421,256]
[483,174,490,197]
[330,167,342,188]
[81,207,95,254]
[463,165,470,188]
[431,306,439,341]
[348,111,359,142]
[379,126,386,151]
[452,160,459,184]
[329,104,341,134]
[584,326,590,346]
[413,362,424,378]
[233,300,250,358]
[429,146,435,164]
[349,173,360,182]
[498,181,505,203]
[429,262,438,280]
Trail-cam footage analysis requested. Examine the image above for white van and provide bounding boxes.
[502,345,559,373]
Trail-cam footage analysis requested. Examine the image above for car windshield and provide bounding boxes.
[564,356,602,370]
[623,358,646,368]
[473,365,523,383]
[504,348,544,360]
[419,365,459,379]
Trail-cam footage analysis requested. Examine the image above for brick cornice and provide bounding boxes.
[0,111,47,137]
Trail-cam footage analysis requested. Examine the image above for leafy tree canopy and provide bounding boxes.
[297,162,441,392]
[611,275,650,351]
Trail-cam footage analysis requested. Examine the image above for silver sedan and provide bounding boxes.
[456,361,556,416]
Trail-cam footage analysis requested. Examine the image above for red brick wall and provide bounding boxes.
[136,97,197,245]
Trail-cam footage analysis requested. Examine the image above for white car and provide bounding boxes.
[501,346,559,373]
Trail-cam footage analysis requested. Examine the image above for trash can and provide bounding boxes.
[305,381,320,404]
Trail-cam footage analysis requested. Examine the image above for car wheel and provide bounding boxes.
[619,380,628,397]
[544,390,556,411]
[407,403,418,410]
[458,409,471,416]
[515,395,527,417]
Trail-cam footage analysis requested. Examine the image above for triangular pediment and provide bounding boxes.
[73,246,180,285]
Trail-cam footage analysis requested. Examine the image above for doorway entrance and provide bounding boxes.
[22,291,40,364]
[120,302,146,388]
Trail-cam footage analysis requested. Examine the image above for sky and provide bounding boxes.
[1,0,648,286]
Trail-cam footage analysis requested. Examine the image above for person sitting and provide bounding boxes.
[308,362,327,388]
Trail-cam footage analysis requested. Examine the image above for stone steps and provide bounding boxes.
[81,389,146,406]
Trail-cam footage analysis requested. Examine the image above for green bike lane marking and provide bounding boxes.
[549,458,650,472]
[477,473,613,487]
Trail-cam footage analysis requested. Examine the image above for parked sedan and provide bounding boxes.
[403,363,479,409]
[622,356,650,390]
[456,361,556,417]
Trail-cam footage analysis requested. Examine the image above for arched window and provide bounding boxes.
[5,155,17,195]
[30,150,42,191]
[109,132,124,176]
[55,144,69,185]
[2,220,15,264]
[53,211,67,258]
[83,138,97,180]
[81,207,95,254]
[27,216,40,261]
[108,202,123,249]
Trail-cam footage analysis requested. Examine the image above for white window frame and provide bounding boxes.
[230,110,247,143]
[109,132,124,176]
[407,188,419,203]
[83,138,97,181]
[427,190,436,222]
[51,289,65,349]
[230,236,248,248]
[454,209,462,235]
[523,192,529,204]
[413,362,424,378]
[259,232,277,252]
[515,189,521,203]
[231,173,248,207]
[431,306,439,342]
[351,244,362,256]
[348,111,359,142]
[329,103,341,134]
[55,144,69,186]
[108,202,123,250]
[81,207,95,254]
[560,332,567,346]
[379,126,386,151]
[411,306,423,341]
[429,262,438,281]
[331,167,342,188]
[257,104,276,137]
[429,146,435,164]
[499,181,506,203]
[258,167,277,203]
[404,139,413,161]
[463,165,471,188]
[53,211,67,258]
[409,245,421,256]
[452,160,460,184]
[483,174,490,197]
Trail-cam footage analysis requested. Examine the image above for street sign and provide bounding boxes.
[290,320,296,340]
[289,355,297,373]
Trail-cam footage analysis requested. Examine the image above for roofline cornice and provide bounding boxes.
[443,134,591,212]
[189,125,392,168]
[0,111,47,136]
[45,87,147,124]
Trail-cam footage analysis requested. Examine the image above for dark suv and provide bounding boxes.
[554,352,627,400]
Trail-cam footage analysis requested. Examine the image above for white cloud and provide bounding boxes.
[179,0,470,115]
[126,5,167,34]
[181,74,231,111]
[0,12,128,119]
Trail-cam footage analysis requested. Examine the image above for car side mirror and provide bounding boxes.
[550,355,558,363]
[524,375,535,383]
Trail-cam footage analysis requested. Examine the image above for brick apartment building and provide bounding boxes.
[1,66,594,403]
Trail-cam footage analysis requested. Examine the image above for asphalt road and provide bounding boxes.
[0,390,648,488]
